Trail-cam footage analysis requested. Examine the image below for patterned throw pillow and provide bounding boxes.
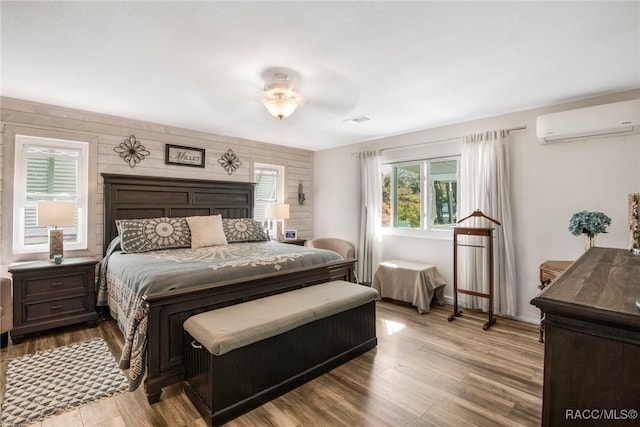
[116,217,192,253]
[221,218,269,242]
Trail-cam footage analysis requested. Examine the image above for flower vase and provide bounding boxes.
[585,234,597,251]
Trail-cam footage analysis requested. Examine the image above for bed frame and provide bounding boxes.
[102,174,356,403]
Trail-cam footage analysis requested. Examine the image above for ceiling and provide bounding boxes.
[1,1,639,151]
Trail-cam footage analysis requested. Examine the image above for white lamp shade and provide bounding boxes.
[265,203,290,219]
[37,201,75,226]
[274,203,290,219]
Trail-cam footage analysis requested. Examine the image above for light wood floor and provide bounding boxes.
[1,301,544,427]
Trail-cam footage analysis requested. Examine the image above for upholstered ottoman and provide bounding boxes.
[183,280,378,426]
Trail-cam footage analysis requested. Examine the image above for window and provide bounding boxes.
[254,163,285,227]
[382,157,459,233]
[13,135,89,254]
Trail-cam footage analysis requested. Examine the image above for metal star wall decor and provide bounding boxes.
[114,135,150,167]
[218,149,242,175]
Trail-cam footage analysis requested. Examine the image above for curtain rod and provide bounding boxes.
[351,125,527,155]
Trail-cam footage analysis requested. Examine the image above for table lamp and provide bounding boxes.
[266,203,290,240]
[275,203,290,240]
[37,201,75,262]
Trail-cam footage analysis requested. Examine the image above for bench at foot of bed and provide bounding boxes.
[182,280,379,426]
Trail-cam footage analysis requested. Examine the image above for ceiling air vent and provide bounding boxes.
[344,115,371,124]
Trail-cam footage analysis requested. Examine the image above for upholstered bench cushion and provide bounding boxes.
[184,280,378,356]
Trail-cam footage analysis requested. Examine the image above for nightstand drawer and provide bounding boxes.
[24,273,87,299]
[539,261,573,287]
[25,296,87,323]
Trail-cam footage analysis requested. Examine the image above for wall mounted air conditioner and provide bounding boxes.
[536,99,640,144]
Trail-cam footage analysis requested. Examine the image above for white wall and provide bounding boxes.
[314,89,640,323]
[314,145,361,244]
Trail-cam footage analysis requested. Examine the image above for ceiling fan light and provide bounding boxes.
[263,73,299,119]
[264,99,297,119]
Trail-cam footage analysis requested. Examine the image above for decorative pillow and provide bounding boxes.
[186,215,228,249]
[116,217,192,253]
[105,235,122,257]
[221,218,269,242]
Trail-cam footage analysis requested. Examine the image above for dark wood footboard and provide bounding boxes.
[143,258,356,403]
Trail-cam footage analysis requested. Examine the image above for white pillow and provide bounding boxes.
[186,215,228,249]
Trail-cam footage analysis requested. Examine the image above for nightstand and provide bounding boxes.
[537,260,573,343]
[280,239,307,246]
[9,257,99,344]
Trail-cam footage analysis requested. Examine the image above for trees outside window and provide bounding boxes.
[382,157,459,232]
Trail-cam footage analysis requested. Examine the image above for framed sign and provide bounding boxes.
[165,144,205,167]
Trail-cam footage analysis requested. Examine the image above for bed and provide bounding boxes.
[97,174,356,403]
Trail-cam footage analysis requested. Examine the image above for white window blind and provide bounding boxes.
[254,167,280,222]
[253,163,285,241]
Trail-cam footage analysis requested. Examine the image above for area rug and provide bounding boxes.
[1,338,129,426]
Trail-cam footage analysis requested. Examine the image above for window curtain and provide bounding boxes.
[458,130,517,316]
[357,149,383,284]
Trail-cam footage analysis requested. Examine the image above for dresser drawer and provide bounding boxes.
[25,296,88,323]
[24,273,87,299]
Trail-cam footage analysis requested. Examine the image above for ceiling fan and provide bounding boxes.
[259,65,360,120]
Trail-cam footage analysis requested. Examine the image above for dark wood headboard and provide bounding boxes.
[102,174,255,253]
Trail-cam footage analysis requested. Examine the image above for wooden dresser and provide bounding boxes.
[531,248,640,426]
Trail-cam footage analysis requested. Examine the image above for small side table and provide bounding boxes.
[537,260,573,342]
[9,257,98,344]
[372,260,446,314]
[279,239,306,246]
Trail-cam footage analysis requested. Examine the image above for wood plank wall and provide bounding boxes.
[0,97,314,270]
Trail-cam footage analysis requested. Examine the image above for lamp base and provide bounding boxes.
[49,228,64,262]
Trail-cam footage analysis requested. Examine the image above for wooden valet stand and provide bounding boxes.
[449,209,501,330]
